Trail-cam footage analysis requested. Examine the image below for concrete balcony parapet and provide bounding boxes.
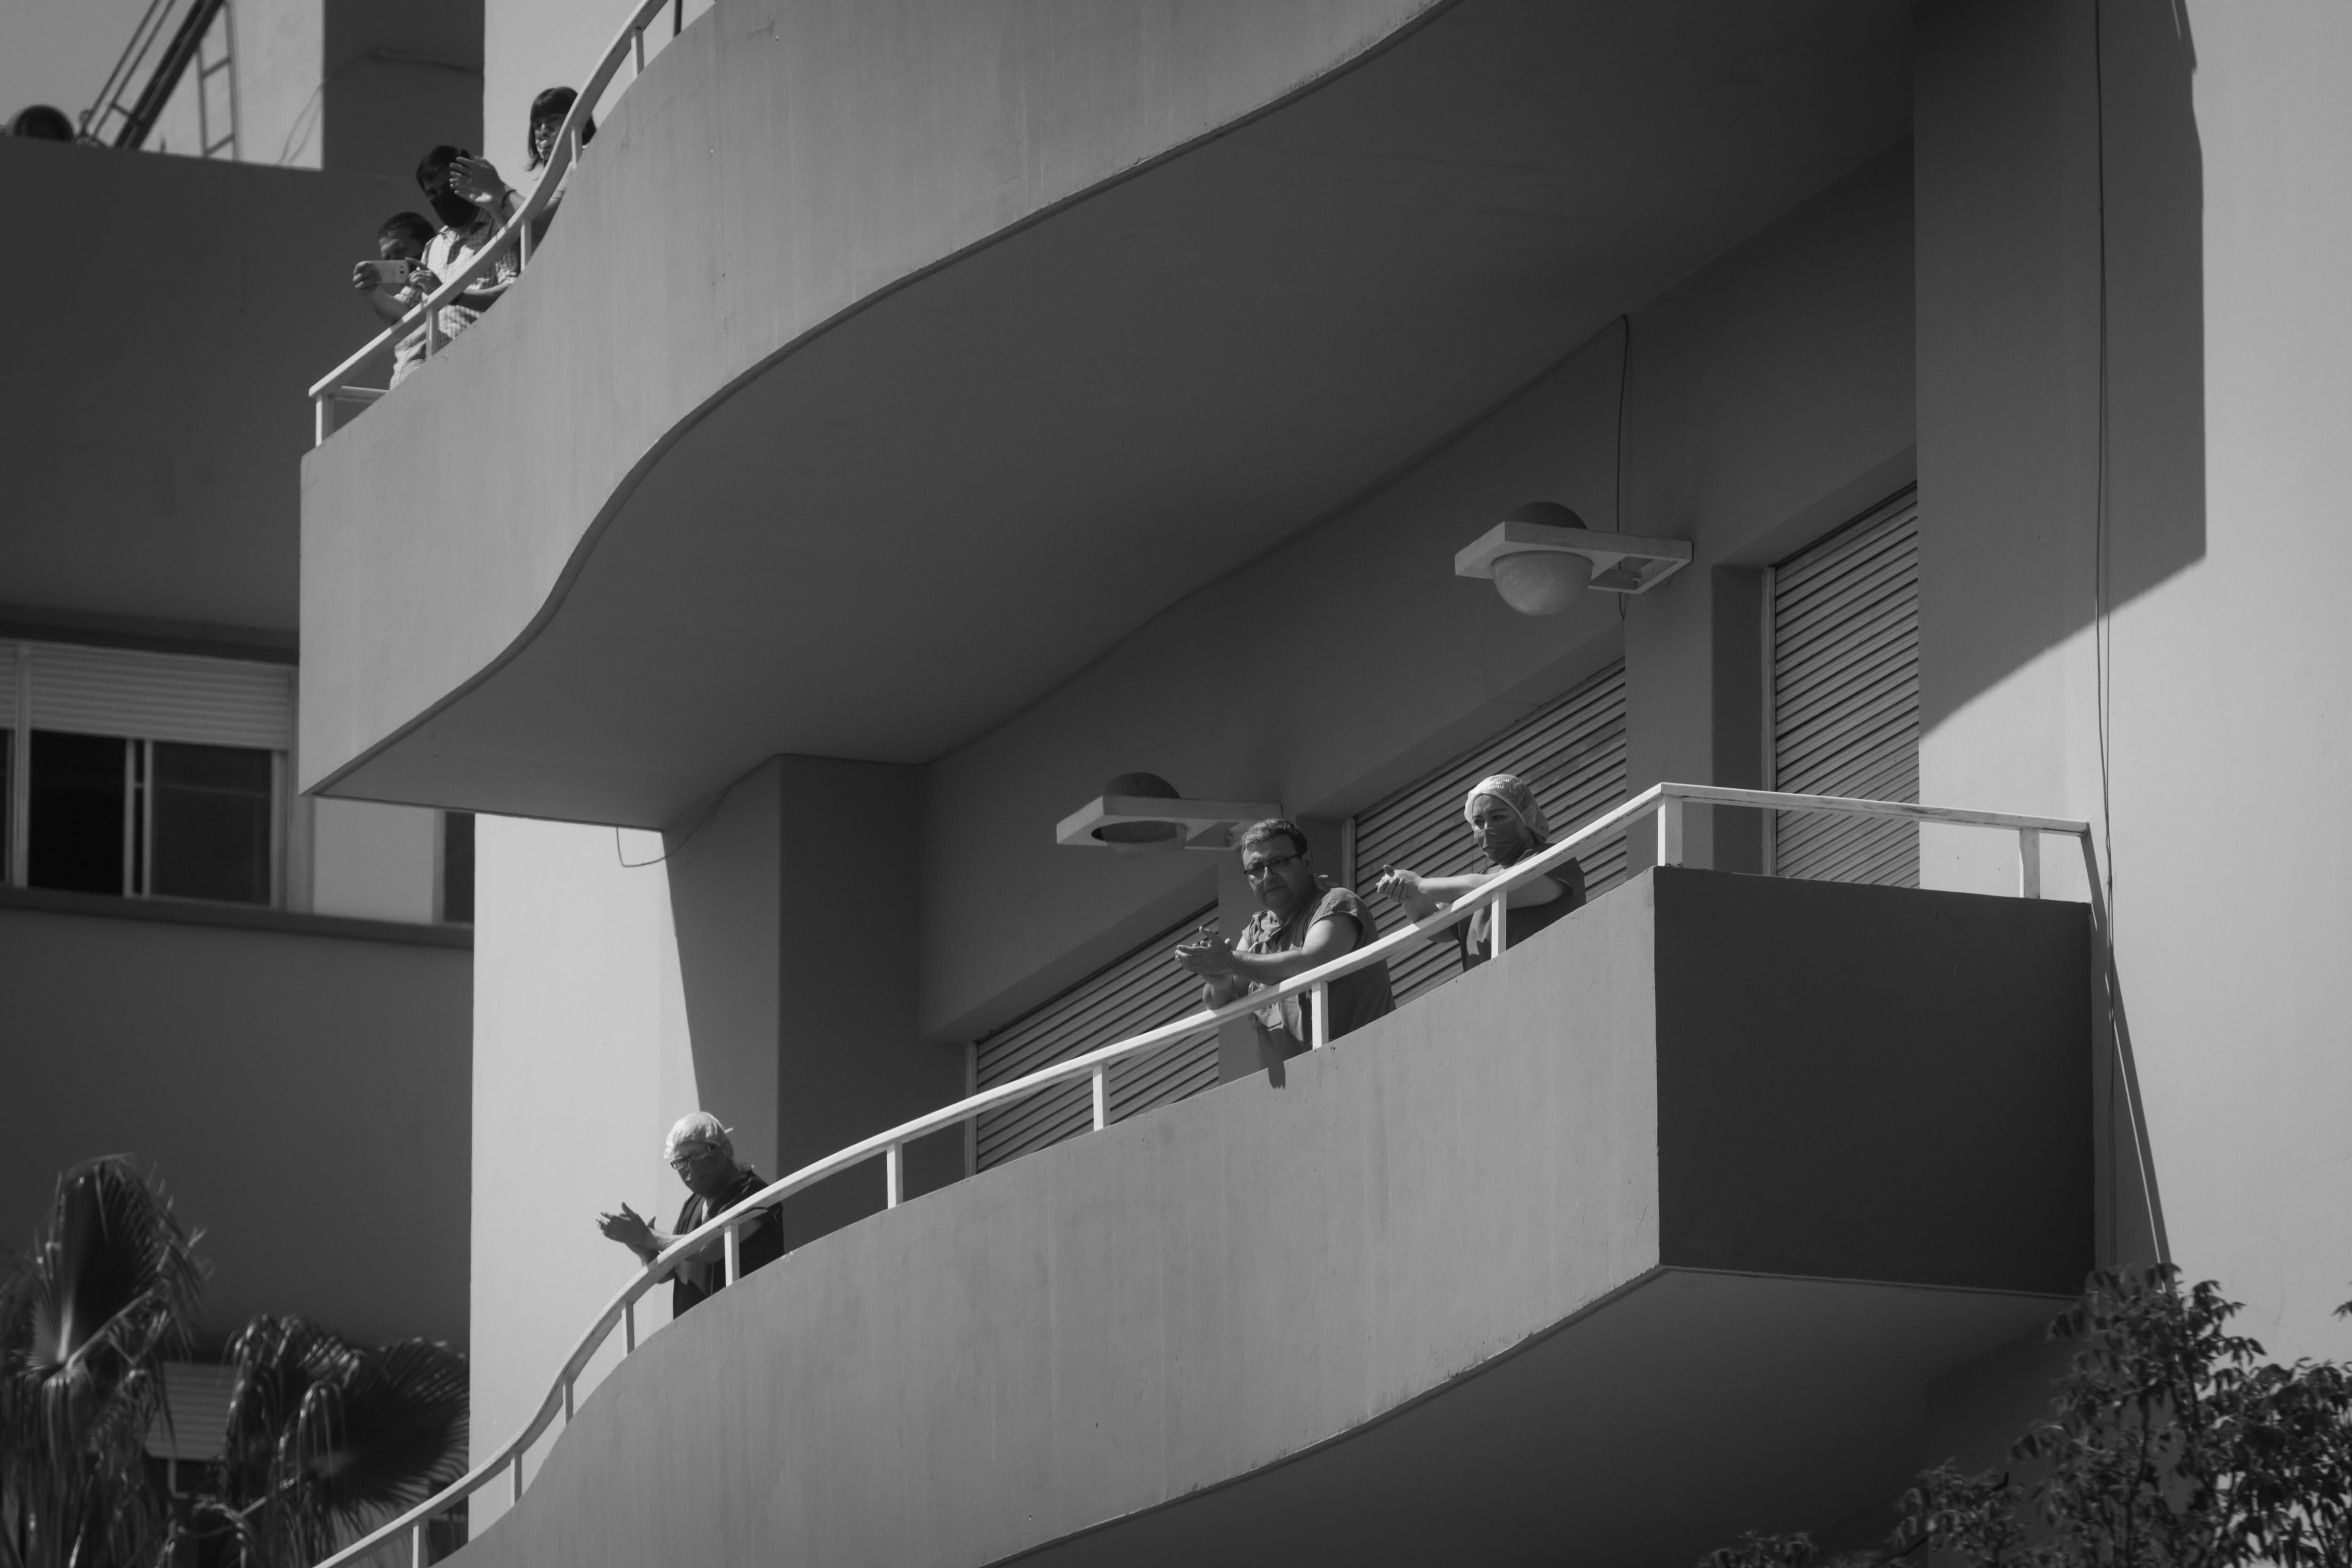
[296,0,1909,825]
[446,868,2089,1568]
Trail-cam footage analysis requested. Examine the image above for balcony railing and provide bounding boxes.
[305,0,684,446]
[316,781,2103,1568]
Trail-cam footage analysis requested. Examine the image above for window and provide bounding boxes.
[3,640,292,907]
[439,811,476,924]
[974,904,1219,1171]
[1766,493,1920,885]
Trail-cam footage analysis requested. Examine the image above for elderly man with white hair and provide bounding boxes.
[596,1112,784,1316]
[1371,773,1586,971]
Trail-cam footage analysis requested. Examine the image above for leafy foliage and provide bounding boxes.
[1700,1267,2352,1568]
[174,1318,469,1567]
[0,1160,469,1568]
[0,1158,206,1568]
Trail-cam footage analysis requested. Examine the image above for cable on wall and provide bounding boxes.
[1614,312,1631,621]
[614,769,746,868]
[2090,0,2116,918]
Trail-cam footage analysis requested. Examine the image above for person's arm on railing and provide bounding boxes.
[1372,867,1569,929]
[1177,916,1361,989]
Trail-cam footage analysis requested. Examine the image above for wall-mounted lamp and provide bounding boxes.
[1056,773,1281,856]
[1454,502,1692,614]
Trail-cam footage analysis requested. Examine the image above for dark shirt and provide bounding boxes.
[1236,878,1396,1053]
[669,1167,783,1316]
[1456,856,1586,972]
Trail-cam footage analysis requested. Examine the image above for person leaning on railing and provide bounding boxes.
[1372,773,1584,969]
[1175,817,1396,1072]
[412,143,522,347]
[596,1112,785,1316]
[350,212,437,386]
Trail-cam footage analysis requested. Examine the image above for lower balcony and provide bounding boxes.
[449,866,2089,1567]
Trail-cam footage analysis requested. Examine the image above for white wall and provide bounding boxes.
[1915,0,2352,1359]
[2105,0,2352,1360]
[468,814,698,1530]
[147,0,324,166]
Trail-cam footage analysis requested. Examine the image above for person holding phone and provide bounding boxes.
[1175,818,1394,1072]
[351,212,437,385]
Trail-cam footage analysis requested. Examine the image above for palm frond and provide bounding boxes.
[0,1158,206,1568]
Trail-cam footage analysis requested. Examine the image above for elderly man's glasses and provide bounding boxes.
[667,1143,721,1171]
[1242,852,1302,882]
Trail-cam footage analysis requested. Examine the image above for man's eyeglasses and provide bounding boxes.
[667,1143,721,1171]
[1242,852,1302,883]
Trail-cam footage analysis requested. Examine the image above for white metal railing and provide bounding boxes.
[315,781,2097,1568]
[306,0,687,447]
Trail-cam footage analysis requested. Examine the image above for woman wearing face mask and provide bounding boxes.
[1372,773,1585,970]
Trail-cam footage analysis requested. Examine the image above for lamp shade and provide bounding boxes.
[1491,549,1593,615]
[1091,772,1184,854]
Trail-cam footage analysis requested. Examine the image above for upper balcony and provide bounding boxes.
[297,0,1910,821]
[342,800,2091,1568]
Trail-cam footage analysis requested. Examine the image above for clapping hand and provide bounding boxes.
[1173,930,1237,977]
[596,1202,657,1252]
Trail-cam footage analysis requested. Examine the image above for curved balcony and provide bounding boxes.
[435,865,2089,1568]
[297,0,1909,822]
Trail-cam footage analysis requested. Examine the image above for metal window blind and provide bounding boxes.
[26,641,292,750]
[143,1361,238,1462]
[1349,661,1629,1009]
[975,903,1219,1171]
[1770,494,1920,886]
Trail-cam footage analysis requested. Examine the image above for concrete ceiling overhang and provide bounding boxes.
[305,0,1910,826]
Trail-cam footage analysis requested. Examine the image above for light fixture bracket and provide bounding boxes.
[1057,795,1283,853]
[1454,520,1692,595]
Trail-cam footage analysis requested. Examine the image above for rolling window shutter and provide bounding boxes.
[1770,493,1920,885]
[1349,660,1629,1010]
[975,903,1219,1172]
[26,642,293,750]
[144,1361,238,1462]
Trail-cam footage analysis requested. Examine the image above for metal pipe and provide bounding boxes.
[1310,982,1330,1049]
[1091,1067,1108,1130]
[2018,828,2042,899]
[885,1142,904,1207]
[1655,796,1685,868]
[723,1222,740,1286]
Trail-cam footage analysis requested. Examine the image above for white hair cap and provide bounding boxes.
[663,1111,734,1161]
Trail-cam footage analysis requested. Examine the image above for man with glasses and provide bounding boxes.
[1175,817,1395,1071]
[595,1111,784,1317]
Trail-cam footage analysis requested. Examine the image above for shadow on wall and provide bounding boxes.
[1917,0,2205,737]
